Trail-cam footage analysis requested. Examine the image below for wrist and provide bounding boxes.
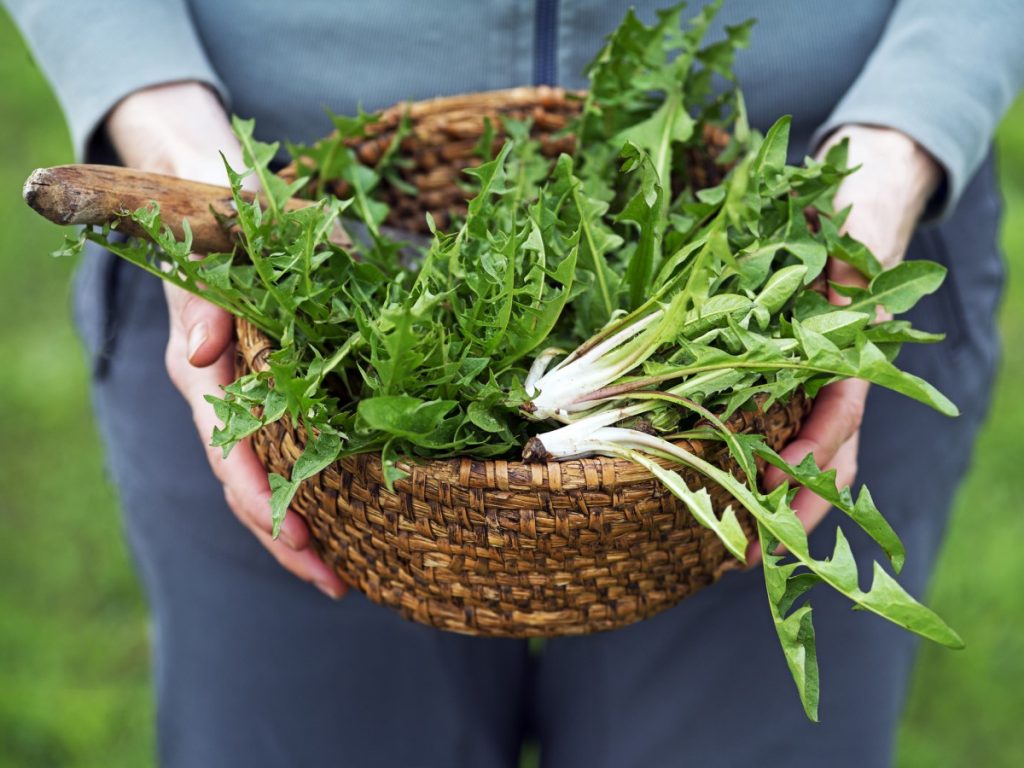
[106,81,243,185]
[820,124,942,222]
[816,125,943,271]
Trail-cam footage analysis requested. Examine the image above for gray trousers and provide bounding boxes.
[72,156,1004,768]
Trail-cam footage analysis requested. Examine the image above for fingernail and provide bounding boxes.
[187,322,207,362]
[314,580,342,600]
[279,526,298,549]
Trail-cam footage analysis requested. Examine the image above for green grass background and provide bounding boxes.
[0,11,1021,767]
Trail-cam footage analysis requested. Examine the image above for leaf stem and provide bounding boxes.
[571,183,615,319]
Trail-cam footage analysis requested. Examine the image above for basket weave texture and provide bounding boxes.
[238,87,812,637]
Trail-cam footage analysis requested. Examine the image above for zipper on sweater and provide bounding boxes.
[533,0,559,85]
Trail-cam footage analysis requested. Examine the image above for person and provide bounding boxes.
[5,1,1022,765]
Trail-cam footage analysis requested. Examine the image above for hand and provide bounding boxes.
[106,83,346,597]
[747,124,942,564]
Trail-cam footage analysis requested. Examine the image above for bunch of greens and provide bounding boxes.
[64,1,960,720]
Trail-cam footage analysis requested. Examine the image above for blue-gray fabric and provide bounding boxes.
[5,1,1016,765]
[5,0,1024,215]
[70,158,1004,766]
[8,1,1024,217]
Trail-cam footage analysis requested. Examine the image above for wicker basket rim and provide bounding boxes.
[279,85,584,183]
[236,319,792,493]
[371,84,583,118]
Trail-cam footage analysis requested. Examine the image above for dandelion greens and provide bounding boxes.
[60,1,961,720]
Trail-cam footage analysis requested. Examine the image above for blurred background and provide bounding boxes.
[1,9,1022,768]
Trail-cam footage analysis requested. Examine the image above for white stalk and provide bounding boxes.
[524,300,685,420]
[521,407,638,460]
[552,309,661,373]
[526,423,686,462]
[524,347,566,394]
[524,423,750,562]
[525,311,662,420]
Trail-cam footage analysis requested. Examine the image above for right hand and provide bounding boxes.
[747,125,940,566]
[107,82,346,598]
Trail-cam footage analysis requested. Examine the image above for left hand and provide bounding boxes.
[746,124,942,564]
[106,83,348,598]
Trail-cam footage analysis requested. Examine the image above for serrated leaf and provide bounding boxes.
[753,446,906,572]
[268,473,300,538]
[627,449,748,563]
[759,524,820,721]
[815,527,859,592]
[859,563,964,649]
[292,427,343,482]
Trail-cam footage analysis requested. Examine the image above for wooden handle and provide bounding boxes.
[22,164,345,253]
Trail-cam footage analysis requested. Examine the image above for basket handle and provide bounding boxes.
[22,164,347,253]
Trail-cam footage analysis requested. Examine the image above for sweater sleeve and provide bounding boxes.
[2,0,228,160]
[810,0,1024,219]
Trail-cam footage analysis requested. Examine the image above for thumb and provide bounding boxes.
[164,282,234,367]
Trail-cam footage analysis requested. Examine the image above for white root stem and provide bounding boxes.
[522,307,671,420]
[523,346,566,395]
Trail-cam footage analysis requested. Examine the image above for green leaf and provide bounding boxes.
[753,446,906,572]
[800,309,871,346]
[854,337,960,417]
[557,154,622,324]
[860,563,964,649]
[753,265,807,315]
[759,524,821,722]
[753,115,791,175]
[53,230,87,259]
[617,143,663,309]
[268,473,300,538]
[681,293,752,338]
[205,394,263,456]
[380,439,410,492]
[357,396,458,440]
[232,115,292,220]
[654,445,961,655]
[781,196,827,281]
[815,527,859,592]
[614,88,694,195]
[819,215,882,279]
[864,320,944,345]
[467,400,505,433]
[844,260,947,315]
[625,449,748,563]
[292,427,343,482]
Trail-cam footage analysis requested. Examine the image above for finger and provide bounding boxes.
[247,521,348,600]
[178,343,336,592]
[747,433,859,566]
[764,378,868,490]
[164,282,234,367]
[168,339,312,551]
[218,447,312,551]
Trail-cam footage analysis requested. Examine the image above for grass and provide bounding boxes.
[0,9,1021,767]
[0,13,153,768]
[895,98,1024,768]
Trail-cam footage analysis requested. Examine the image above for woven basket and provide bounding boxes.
[237,87,812,637]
